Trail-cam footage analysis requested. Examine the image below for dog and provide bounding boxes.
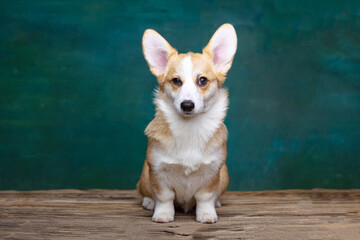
[137,23,237,223]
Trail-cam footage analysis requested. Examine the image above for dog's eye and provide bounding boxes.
[198,77,208,87]
[172,78,182,86]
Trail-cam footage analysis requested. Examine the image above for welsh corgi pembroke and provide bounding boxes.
[137,24,237,223]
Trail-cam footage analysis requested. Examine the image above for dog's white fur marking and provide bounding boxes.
[180,55,193,81]
[173,55,205,115]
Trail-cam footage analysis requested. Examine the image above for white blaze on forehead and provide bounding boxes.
[179,55,196,100]
[180,55,193,81]
[173,54,204,114]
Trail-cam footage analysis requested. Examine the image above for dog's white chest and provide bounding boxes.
[152,145,223,209]
[152,142,223,175]
[147,88,228,209]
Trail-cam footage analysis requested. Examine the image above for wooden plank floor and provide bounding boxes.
[0,189,359,239]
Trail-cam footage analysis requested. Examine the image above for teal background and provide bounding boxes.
[0,0,359,191]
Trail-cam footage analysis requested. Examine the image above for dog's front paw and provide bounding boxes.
[196,212,218,224]
[152,212,174,223]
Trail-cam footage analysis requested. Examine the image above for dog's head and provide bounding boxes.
[142,24,237,117]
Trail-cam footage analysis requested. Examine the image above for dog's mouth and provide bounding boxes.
[180,111,196,118]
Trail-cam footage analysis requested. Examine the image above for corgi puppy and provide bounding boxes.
[137,24,237,223]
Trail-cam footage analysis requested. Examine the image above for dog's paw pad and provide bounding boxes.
[142,197,155,211]
[152,212,174,223]
[196,212,218,224]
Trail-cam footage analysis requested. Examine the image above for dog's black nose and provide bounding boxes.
[181,100,195,113]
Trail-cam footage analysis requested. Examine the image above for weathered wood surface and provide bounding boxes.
[0,189,359,239]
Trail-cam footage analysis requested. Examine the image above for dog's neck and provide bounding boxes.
[155,89,229,146]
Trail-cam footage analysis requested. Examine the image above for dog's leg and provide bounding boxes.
[214,163,228,209]
[152,188,175,223]
[195,191,218,223]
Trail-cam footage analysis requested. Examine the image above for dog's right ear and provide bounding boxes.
[142,29,177,77]
[203,24,237,76]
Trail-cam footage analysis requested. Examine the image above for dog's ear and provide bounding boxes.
[142,29,177,77]
[203,24,237,75]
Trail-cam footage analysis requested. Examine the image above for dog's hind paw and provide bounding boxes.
[142,197,155,211]
[215,199,221,208]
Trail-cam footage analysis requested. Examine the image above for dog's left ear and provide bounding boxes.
[203,24,237,75]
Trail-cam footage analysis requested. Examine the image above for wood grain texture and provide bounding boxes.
[0,189,359,239]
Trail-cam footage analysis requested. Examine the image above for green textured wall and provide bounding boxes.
[0,0,359,191]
